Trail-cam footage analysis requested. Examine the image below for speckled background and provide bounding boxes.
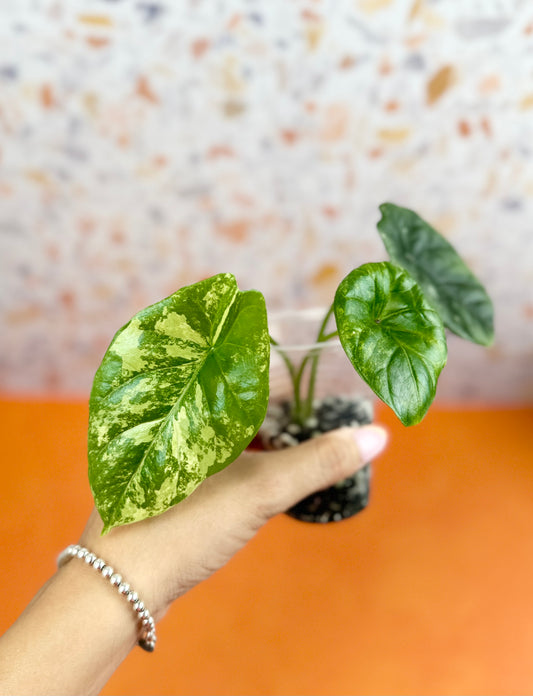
[1,0,532,400]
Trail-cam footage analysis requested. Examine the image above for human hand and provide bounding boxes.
[0,425,387,696]
[79,425,388,621]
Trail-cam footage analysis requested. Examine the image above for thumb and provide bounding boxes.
[254,425,388,517]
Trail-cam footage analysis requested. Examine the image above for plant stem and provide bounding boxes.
[321,330,339,342]
[302,304,336,419]
[270,304,338,425]
[316,304,336,342]
[301,348,320,421]
[292,353,312,423]
[270,336,302,418]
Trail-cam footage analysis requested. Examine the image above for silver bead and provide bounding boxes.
[142,617,150,626]
[110,573,122,586]
[118,582,130,595]
[135,601,145,614]
[85,553,97,564]
[128,591,139,604]
[101,565,113,578]
[92,558,104,570]
[77,547,88,559]
[139,638,155,652]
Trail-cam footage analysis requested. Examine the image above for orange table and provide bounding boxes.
[1,399,532,695]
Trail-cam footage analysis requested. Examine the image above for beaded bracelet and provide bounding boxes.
[57,544,157,652]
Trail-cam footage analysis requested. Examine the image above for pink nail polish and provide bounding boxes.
[352,426,388,463]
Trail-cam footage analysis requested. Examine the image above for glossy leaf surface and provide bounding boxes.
[89,273,270,533]
[334,262,447,426]
[377,203,494,346]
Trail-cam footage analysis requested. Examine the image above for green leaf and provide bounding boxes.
[377,203,494,346]
[334,262,447,426]
[88,273,270,533]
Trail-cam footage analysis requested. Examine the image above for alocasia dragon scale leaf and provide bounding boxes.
[88,273,270,533]
[377,203,494,347]
[334,262,448,426]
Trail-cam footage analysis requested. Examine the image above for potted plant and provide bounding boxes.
[88,203,493,533]
[261,307,377,523]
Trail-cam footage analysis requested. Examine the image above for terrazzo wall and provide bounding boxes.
[1,0,532,401]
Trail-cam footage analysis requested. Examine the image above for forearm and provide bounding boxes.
[0,559,141,696]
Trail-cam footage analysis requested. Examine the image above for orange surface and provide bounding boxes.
[1,398,533,695]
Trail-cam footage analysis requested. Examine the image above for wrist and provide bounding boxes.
[58,544,158,651]
[56,557,140,648]
[78,510,173,620]
[0,557,140,695]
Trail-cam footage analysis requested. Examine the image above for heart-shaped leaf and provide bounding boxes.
[88,273,270,533]
[377,203,494,346]
[334,262,447,426]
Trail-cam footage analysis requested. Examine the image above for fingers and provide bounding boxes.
[249,425,388,518]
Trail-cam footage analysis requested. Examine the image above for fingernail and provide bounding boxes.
[352,425,388,463]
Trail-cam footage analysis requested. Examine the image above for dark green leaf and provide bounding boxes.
[377,203,494,346]
[334,262,447,426]
[88,273,270,533]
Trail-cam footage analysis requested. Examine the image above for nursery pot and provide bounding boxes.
[261,308,375,523]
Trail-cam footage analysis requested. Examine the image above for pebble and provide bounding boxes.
[279,432,299,447]
[304,416,319,429]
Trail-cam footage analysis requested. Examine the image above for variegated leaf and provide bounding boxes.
[88,273,270,533]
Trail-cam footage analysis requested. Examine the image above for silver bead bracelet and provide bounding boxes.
[57,543,157,652]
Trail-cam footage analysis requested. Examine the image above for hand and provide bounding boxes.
[0,424,387,696]
[80,425,388,620]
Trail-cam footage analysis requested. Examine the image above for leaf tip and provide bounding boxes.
[378,201,399,217]
[217,271,238,287]
[98,506,116,535]
[399,412,424,427]
[478,325,495,348]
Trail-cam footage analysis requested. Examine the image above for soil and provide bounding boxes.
[260,395,374,523]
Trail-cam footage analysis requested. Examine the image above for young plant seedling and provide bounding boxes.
[88,203,493,532]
